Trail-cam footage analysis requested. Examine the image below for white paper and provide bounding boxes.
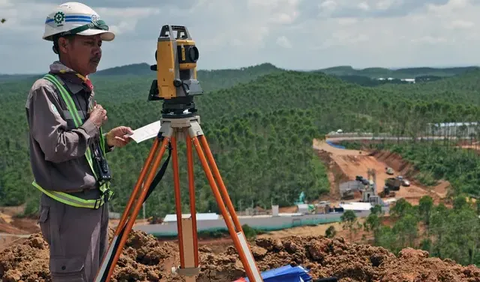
[128,120,161,143]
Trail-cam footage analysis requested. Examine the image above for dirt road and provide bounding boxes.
[313,139,449,205]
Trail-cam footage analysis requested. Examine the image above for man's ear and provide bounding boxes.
[57,37,73,55]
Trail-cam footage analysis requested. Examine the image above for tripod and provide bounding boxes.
[95,103,264,282]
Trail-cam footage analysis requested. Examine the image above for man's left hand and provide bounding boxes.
[106,126,134,148]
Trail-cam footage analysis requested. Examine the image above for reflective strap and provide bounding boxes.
[100,180,111,194]
[32,181,111,209]
[33,74,114,209]
[44,74,82,126]
[43,74,101,180]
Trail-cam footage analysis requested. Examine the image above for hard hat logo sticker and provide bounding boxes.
[91,14,99,24]
[54,11,65,26]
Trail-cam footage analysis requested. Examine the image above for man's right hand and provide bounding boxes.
[88,104,108,128]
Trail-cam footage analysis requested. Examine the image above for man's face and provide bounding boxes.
[59,34,102,76]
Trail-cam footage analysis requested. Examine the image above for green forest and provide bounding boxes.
[357,196,480,266]
[2,62,480,222]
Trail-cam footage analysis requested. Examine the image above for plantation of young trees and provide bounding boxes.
[2,63,480,220]
[364,196,480,267]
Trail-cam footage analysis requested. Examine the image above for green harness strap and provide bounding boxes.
[32,73,113,209]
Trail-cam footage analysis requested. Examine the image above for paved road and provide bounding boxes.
[326,134,471,142]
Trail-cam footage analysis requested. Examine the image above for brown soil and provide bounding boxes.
[2,229,480,282]
[313,139,450,206]
[315,148,350,204]
[0,206,41,252]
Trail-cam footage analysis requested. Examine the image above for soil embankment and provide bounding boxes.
[1,229,480,282]
[313,139,449,205]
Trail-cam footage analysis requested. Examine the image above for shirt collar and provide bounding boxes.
[49,61,93,95]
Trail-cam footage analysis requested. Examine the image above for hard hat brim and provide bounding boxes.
[77,29,115,41]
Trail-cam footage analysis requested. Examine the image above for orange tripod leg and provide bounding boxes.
[97,136,170,282]
[171,135,186,267]
[173,131,200,281]
[199,136,245,233]
[115,138,159,237]
[186,132,199,267]
[95,137,160,281]
[191,135,263,282]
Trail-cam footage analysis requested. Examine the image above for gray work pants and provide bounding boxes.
[38,190,109,282]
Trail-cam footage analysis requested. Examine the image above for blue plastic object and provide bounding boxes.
[239,265,312,282]
[326,140,346,149]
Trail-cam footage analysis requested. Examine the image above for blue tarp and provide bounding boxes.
[241,265,312,282]
[326,140,346,149]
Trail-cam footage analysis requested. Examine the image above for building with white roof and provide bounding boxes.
[339,202,372,212]
[163,213,219,222]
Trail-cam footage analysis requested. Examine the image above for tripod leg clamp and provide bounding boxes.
[176,266,200,277]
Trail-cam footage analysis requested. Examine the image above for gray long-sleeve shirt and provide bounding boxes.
[26,61,110,193]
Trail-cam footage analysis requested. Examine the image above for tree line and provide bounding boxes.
[367,196,480,266]
[2,64,480,218]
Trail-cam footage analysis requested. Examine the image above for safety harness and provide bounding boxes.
[32,73,113,209]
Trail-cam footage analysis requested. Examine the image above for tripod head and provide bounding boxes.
[149,25,203,118]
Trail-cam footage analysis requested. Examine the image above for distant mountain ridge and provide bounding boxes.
[2,62,478,82]
[91,62,282,77]
[92,63,480,79]
[317,65,480,79]
[92,63,153,76]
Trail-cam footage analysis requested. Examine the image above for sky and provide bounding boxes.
[1,0,480,74]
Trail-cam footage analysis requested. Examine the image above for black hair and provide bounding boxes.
[52,35,75,55]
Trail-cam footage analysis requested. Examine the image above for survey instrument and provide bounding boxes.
[95,25,264,282]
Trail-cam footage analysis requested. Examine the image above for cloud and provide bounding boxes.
[316,0,450,18]
[1,0,480,74]
[276,36,292,48]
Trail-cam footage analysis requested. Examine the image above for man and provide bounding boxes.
[25,2,133,281]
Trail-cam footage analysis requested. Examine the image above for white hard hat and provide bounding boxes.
[43,2,115,41]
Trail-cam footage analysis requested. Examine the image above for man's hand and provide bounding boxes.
[106,126,134,148]
[88,104,108,128]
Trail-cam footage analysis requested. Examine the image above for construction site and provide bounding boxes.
[0,135,472,281]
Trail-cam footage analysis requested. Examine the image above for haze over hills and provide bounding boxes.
[2,62,479,84]
[318,65,480,78]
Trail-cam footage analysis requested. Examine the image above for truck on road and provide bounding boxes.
[385,177,401,191]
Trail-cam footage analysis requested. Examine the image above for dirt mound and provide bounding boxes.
[0,233,49,282]
[232,236,480,281]
[2,229,480,282]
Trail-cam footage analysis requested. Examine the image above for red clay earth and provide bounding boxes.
[1,229,480,282]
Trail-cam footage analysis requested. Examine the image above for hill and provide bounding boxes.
[1,66,331,217]
[92,62,284,93]
[0,68,400,216]
[3,63,480,218]
[0,74,41,82]
[92,63,153,76]
[318,65,480,79]
[4,62,480,271]
[4,62,477,83]
[378,68,480,104]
